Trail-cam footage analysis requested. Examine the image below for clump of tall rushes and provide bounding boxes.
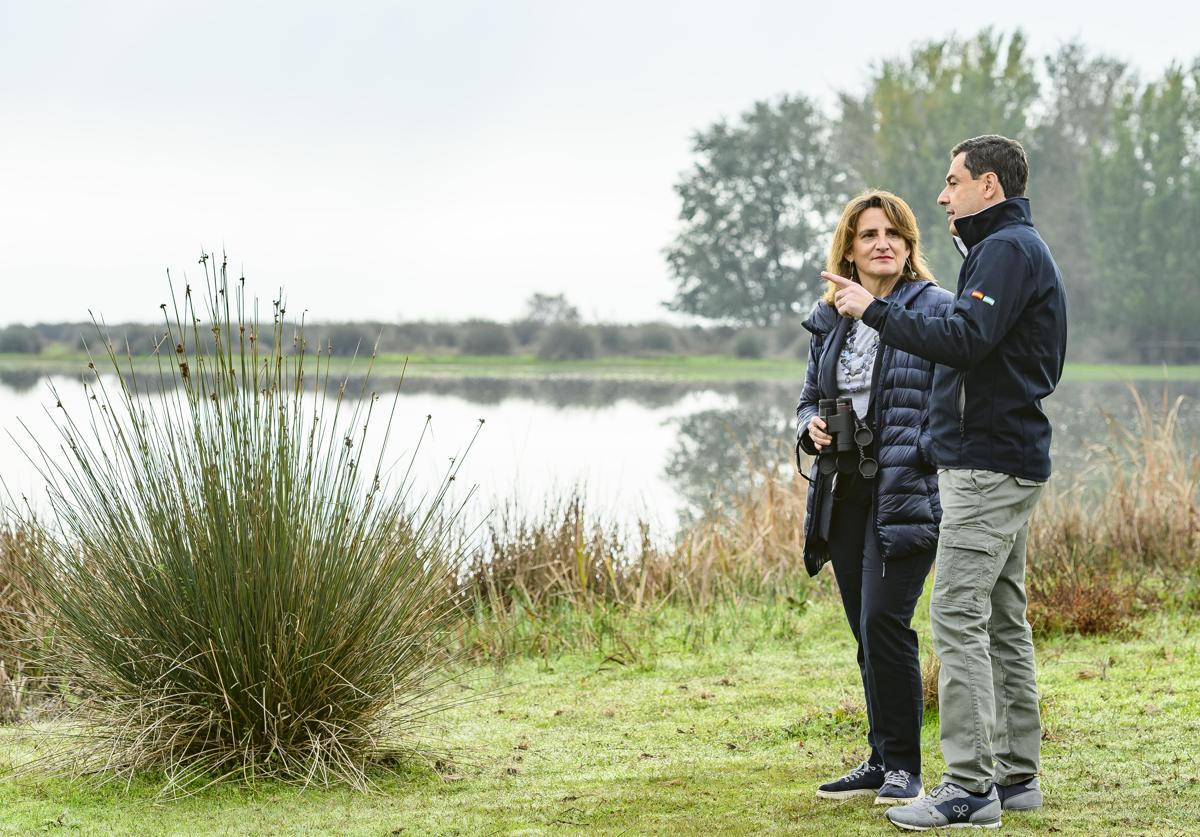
[16,254,469,790]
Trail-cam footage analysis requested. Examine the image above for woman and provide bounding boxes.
[795,190,952,805]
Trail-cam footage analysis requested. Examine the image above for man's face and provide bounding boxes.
[937,152,991,235]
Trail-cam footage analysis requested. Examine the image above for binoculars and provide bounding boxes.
[816,397,878,480]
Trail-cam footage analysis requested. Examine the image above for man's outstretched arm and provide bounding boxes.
[822,241,1034,370]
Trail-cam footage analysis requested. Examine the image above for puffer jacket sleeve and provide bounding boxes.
[795,305,827,455]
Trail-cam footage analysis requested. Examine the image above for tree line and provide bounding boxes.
[665,30,1200,363]
[0,294,803,364]
[4,33,1196,366]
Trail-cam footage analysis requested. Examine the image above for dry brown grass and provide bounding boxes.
[465,497,671,613]
[466,470,815,617]
[0,525,48,723]
[1026,388,1199,634]
[674,469,819,604]
[463,389,1197,651]
[457,471,820,657]
[922,652,940,712]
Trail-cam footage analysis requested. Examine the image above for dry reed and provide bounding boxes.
[461,388,1197,650]
[0,525,48,723]
[1026,388,1199,634]
[466,465,813,618]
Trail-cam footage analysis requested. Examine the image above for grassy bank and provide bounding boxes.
[3,352,1200,383]
[1,598,1197,835]
[1,317,1196,835]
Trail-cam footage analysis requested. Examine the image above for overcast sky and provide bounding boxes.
[2,1,1197,326]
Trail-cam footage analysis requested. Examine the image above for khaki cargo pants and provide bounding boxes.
[931,468,1045,793]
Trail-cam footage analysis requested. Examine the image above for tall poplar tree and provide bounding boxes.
[1088,63,1200,362]
[1027,44,1132,345]
[838,30,1039,283]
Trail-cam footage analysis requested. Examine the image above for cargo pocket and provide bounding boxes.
[931,524,1009,616]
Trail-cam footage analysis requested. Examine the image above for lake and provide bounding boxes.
[1,368,1196,538]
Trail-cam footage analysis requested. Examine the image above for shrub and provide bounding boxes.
[510,319,541,347]
[431,323,459,349]
[392,321,433,352]
[772,321,805,353]
[461,321,514,356]
[635,323,677,355]
[318,322,379,356]
[0,325,43,354]
[18,254,469,789]
[1025,555,1137,636]
[537,323,596,360]
[732,332,766,359]
[596,324,629,354]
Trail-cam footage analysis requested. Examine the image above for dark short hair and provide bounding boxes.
[951,134,1028,198]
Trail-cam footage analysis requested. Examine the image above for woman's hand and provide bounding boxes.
[808,415,832,451]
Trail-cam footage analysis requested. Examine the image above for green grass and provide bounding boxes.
[3,352,1199,383]
[2,596,1197,835]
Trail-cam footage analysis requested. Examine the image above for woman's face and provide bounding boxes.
[849,207,910,283]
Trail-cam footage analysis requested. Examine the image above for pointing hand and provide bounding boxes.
[821,272,875,320]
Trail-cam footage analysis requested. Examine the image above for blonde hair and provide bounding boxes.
[823,189,934,304]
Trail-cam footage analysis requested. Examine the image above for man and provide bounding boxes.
[823,134,1067,831]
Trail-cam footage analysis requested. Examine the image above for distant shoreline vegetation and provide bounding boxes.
[2,288,1198,382]
[0,347,1197,385]
[1,317,804,363]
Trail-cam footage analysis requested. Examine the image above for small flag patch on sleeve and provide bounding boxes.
[970,290,995,305]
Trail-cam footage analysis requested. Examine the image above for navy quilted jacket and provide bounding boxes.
[795,279,954,575]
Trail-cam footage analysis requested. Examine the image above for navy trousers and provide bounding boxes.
[827,475,935,775]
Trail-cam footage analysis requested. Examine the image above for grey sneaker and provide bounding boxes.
[875,769,923,805]
[997,776,1042,811]
[885,781,1001,831]
[815,760,885,799]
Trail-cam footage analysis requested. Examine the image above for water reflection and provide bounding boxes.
[0,367,754,410]
[0,371,1194,533]
[658,378,1200,520]
[1042,380,1200,480]
[398,376,701,409]
[0,368,44,394]
[664,405,793,520]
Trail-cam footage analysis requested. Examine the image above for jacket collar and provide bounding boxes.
[805,279,938,397]
[801,299,839,336]
[952,197,1033,251]
[888,278,936,306]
